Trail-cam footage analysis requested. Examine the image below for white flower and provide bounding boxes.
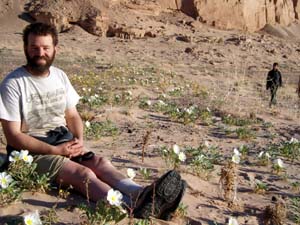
[265,152,271,158]
[232,154,240,164]
[206,107,211,112]
[0,172,13,189]
[186,108,193,114]
[19,150,33,164]
[258,151,264,158]
[107,189,123,206]
[254,179,261,184]
[233,148,241,156]
[127,90,132,96]
[274,159,284,168]
[228,217,239,225]
[82,87,86,91]
[289,137,299,143]
[178,152,186,162]
[127,168,136,180]
[24,210,42,225]
[158,100,166,106]
[146,100,152,106]
[85,121,91,128]
[9,150,20,162]
[173,144,180,155]
[196,154,205,161]
[258,151,271,159]
[204,141,210,148]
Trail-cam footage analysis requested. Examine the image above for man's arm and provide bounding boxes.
[1,119,74,156]
[65,107,84,142]
[279,71,283,87]
[64,107,87,156]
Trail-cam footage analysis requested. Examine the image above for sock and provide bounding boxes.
[114,178,143,199]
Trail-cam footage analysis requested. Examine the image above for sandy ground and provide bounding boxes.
[0,1,300,225]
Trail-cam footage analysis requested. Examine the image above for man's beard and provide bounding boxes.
[25,50,55,74]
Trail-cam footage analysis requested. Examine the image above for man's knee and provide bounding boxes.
[77,166,99,183]
[59,163,97,182]
[94,156,113,168]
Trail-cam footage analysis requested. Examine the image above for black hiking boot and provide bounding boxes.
[133,170,183,219]
[159,179,187,220]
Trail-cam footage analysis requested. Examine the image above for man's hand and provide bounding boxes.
[55,139,85,158]
[68,138,86,158]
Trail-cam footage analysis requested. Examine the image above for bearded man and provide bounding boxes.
[0,23,186,220]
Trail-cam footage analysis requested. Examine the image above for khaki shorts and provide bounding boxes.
[33,154,68,183]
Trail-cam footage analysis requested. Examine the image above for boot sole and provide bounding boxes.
[159,179,187,221]
[133,170,182,219]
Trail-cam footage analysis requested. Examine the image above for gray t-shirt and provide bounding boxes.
[0,66,80,136]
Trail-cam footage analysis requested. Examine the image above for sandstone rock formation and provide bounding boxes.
[25,0,300,37]
[180,0,298,32]
[25,0,109,36]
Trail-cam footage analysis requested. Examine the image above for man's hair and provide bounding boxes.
[23,22,58,46]
[273,62,278,67]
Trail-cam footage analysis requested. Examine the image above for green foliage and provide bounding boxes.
[41,208,58,225]
[199,109,212,125]
[168,86,183,97]
[185,144,222,164]
[254,180,268,194]
[79,200,127,225]
[222,115,257,126]
[235,127,255,140]
[140,99,212,125]
[113,91,133,105]
[189,155,214,179]
[239,145,249,159]
[139,168,152,180]
[0,156,50,207]
[8,160,50,193]
[257,152,271,166]
[85,120,119,139]
[184,144,221,179]
[268,140,300,161]
[174,202,188,218]
[289,197,300,224]
[160,145,186,169]
[134,219,151,225]
[138,97,151,110]
[290,181,300,192]
[80,93,108,109]
[0,181,21,207]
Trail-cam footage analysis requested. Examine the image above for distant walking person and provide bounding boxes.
[266,63,282,107]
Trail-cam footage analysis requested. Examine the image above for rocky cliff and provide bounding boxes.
[23,0,300,37]
[180,0,299,32]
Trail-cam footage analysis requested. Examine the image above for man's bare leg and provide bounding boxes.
[80,156,125,185]
[56,160,111,201]
[80,156,143,198]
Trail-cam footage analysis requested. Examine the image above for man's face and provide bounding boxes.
[24,34,56,74]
